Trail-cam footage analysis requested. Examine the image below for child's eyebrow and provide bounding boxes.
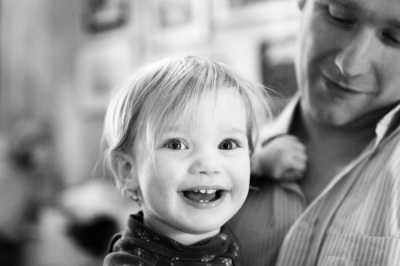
[161,125,184,133]
[161,126,247,136]
[221,127,247,136]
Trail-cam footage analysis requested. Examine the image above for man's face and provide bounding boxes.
[296,0,400,127]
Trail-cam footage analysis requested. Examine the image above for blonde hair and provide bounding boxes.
[102,55,272,186]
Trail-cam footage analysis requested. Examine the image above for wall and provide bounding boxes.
[0,0,300,187]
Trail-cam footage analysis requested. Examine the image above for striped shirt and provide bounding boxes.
[229,95,400,266]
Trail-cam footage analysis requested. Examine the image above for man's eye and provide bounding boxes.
[163,139,187,150]
[218,139,240,150]
[327,7,354,26]
[382,31,400,48]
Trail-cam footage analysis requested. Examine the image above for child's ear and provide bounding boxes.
[111,152,139,191]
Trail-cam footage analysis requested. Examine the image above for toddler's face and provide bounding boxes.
[134,87,250,242]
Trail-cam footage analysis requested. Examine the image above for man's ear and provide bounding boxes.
[111,152,139,191]
[298,0,307,10]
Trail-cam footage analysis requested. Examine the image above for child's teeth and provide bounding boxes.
[197,189,217,194]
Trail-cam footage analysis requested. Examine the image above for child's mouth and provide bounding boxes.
[182,189,224,203]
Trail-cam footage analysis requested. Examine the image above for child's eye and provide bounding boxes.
[218,139,240,150]
[163,139,188,150]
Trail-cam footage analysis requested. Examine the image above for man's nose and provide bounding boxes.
[334,28,378,78]
[188,149,221,176]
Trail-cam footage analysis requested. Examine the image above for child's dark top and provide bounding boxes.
[103,212,240,266]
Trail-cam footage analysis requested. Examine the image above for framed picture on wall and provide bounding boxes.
[76,38,133,118]
[83,0,130,33]
[230,0,273,8]
[260,38,297,115]
[151,0,211,49]
[158,0,192,29]
[212,0,299,29]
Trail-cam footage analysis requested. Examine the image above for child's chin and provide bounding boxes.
[184,216,227,233]
[190,224,221,234]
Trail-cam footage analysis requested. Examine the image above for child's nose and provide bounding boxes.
[188,150,221,176]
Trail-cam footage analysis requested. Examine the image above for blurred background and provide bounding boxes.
[0,0,300,265]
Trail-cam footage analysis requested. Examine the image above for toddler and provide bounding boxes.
[102,55,272,265]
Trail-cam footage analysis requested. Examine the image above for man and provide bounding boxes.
[230,0,400,265]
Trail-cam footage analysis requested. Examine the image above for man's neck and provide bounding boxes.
[291,107,379,204]
[296,104,386,152]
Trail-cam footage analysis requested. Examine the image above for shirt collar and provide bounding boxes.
[124,212,239,263]
[260,93,300,141]
[267,94,400,145]
[375,103,400,146]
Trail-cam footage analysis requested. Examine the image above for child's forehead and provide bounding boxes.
[157,91,248,132]
[172,87,243,112]
[184,86,244,108]
[156,122,248,144]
